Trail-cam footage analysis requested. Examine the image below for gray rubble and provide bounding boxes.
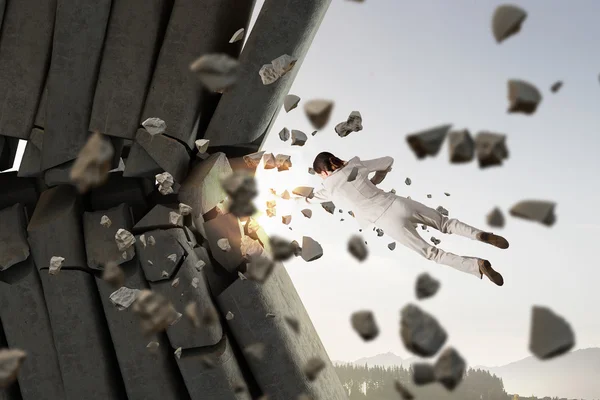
[0,348,27,389]
[475,132,509,168]
[448,129,475,163]
[376,228,384,237]
[388,242,396,251]
[279,127,290,142]
[189,53,239,93]
[434,347,466,391]
[262,153,276,169]
[350,311,379,341]
[430,237,441,246]
[293,186,314,198]
[102,261,125,288]
[142,117,167,136]
[416,273,440,300]
[275,154,292,171]
[507,79,542,115]
[321,201,336,214]
[84,205,135,269]
[348,235,368,262]
[304,99,334,129]
[131,290,182,335]
[492,4,527,43]
[405,177,411,185]
[49,256,65,275]
[400,304,448,357]
[284,95,301,112]
[115,228,136,251]
[335,111,363,137]
[550,81,563,93]
[291,130,308,146]
[221,171,258,217]
[229,28,245,43]
[487,207,505,228]
[347,166,359,182]
[69,132,114,193]
[301,236,323,262]
[195,139,210,155]
[109,287,141,310]
[155,172,175,195]
[412,363,436,385]
[510,200,556,226]
[406,124,451,159]
[529,306,575,360]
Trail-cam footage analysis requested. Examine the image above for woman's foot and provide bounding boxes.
[478,259,504,286]
[477,232,509,249]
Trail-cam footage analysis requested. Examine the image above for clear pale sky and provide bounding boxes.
[7,0,600,369]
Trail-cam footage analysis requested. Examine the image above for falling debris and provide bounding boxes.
[0,348,27,389]
[226,311,234,321]
[279,128,290,142]
[282,215,292,225]
[191,277,200,288]
[321,201,336,214]
[430,237,441,246]
[100,215,112,228]
[308,167,316,175]
[475,132,509,168]
[351,311,379,341]
[444,192,450,196]
[348,235,368,261]
[529,306,575,359]
[238,271,247,281]
[229,28,245,43]
[550,81,563,93]
[190,53,239,92]
[400,304,448,357]
[259,64,279,85]
[434,347,466,391]
[291,130,308,146]
[161,270,169,278]
[507,79,542,115]
[427,194,432,199]
[335,111,363,137]
[448,129,475,163]
[284,95,301,112]
[195,139,210,154]
[311,130,317,136]
[221,171,258,217]
[301,236,323,262]
[394,379,415,400]
[510,200,556,226]
[303,357,326,381]
[178,203,193,216]
[292,186,314,198]
[110,287,141,310]
[102,261,125,288]
[70,131,114,193]
[156,172,175,195]
[174,347,182,359]
[171,278,180,288]
[243,151,265,168]
[388,242,396,251]
[405,177,412,185]
[194,260,206,271]
[244,343,265,360]
[115,229,136,251]
[146,341,159,351]
[304,99,334,129]
[49,256,64,275]
[148,236,156,246]
[246,254,275,283]
[275,154,292,171]
[266,208,276,218]
[266,312,275,318]
[406,124,451,159]
[142,117,166,136]
[132,290,182,334]
[416,273,440,300]
[492,4,527,43]
[390,189,396,194]
[260,54,297,85]
[487,207,505,228]
[412,363,436,386]
[285,316,300,334]
[376,228,384,237]
[185,302,200,328]
[347,167,359,182]
[169,211,183,226]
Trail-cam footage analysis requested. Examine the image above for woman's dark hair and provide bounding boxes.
[313,152,346,174]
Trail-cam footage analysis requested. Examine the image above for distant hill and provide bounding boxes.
[337,348,600,399]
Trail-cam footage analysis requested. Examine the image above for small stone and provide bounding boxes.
[268,236,296,261]
[427,194,432,198]
[161,270,168,278]
[550,81,563,93]
[244,343,265,360]
[421,225,427,230]
[301,236,323,262]
[262,153,276,169]
[351,310,379,341]
[448,129,475,163]
[0,348,27,389]
[529,306,575,359]
[405,177,411,185]
[285,316,300,334]
[436,206,448,216]
[100,215,112,228]
[174,347,182,359]
[271,54,297,76]
[102,261,125,288]
[148,236,156,246]
[265,313,275,318]
[510,200,556,226]
[121,251,128,259]
[394,379,415,400]
[246,254,275,283]
[146,341,159,351]
[282,215,292,225]
[169,211,183,226]
[229,28,245,43]
[284,95,301,112]
[434,347,466,391]
[304,99,334,129]
[243,151,265,168]
[279,128,290,142]
[348,211,355,217]
[70,131,114,193]
[430,237,441,245]
[311,130,317,136]
[171,278,180,288]
[178,203,193,216]
[321,201,335,214]
[185,302,200,328]
[190,53,239,92]
[291,130,308,146]
[49,256,64,275]
[226,311,234,321]
[142,117,166,136]
[303,357,326,381]
[406,124,451,159]
[376,228,384,237]
[348,235,368,262]
[335,111,363,137]
[191,277,200,288]
[390,189,396,194]
[492,4,527,43]
[221,171,258,218]
[155,172,175,195]
[266,208,276,217]
[194,139,210,154]
[202,305,219,326]
[507,79,542,115]
[240,235,263,260]
[416,273,440,300]
[238,271,247,281]
[194,260,206,271]
[275,154,292,171]
[487,207,505,228]
[132,290,181,334]
[259,64,279,85]
[308,167,316,175]
[347,167,359,182]
[115,228,136,251]
[412,363,436,385]
[280,190,290,200]
[400,304,448,357]
[388,242,396,251]
[475,132,509,168]
[217,238,231,252]
[110,287,141,310]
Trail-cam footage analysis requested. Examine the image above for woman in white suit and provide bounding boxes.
[296,151,508,286]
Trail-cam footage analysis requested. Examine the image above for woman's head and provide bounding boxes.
[313,152,346,179]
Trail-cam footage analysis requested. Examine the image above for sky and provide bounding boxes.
[6,0,600,370]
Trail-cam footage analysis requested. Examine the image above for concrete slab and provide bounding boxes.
[0,204,30,271]
[204,213,244,273]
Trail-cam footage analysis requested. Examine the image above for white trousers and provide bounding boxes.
[374,196,484,278]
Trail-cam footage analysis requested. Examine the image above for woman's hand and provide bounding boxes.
[370,166,392,185]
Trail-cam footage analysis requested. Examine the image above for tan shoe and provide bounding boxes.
[478,259,504,286]
[477,232,509,249]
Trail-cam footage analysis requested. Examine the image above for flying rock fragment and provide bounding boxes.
[416,273,440,300]
[229,28,245,43]
[100,215,112,228]
[195,139,210,154]
[507,79,542,115]
[291,130,308,146]
[510,200,556,226]
[492,4,527,43]
[301,236,323,262]
[142,117,166,136]
[394,379,414,400]
[376,228,384,237]
[49,256,64,275]
[284,95,301,112]
[190,53,239,92]
[70,131,114,193]
[132,290,182,334]
[529,306,575,359]
[487,207,505,228]
[226,311,234,321]
[406,124,451,159]
[347,167,359,182]
[279,128,290,142]
[335,111,363,137]
[348,235,368,261]
[169,211,183,226]
[303,357,326,381]
[436,206,449,216]
[259,54,297,85]
[321,201,336,214]
[448,129,475,163]
[0,348,27,389]
[551,81,563,93]
[400,304,447,357]
[444,192,450,196]
[115,229,136,251]
[243,151,264,168]
[185,302,200,328]
[282,215,292,225]
[259,64,279,85]
[246,254,275,283]
[430,237,441,246]
[308,167,316,175]
[269,236,296,261]
[475,132,509,168]
[221,171,258,217]
[178,203,193,216]
[171,278,180,288]
[174,347,182,359]
[304,99,334,129]
[110,287,141,310]
[217,238,231,252]
[102,261,125,288]
[388,242,396,251]
[412,363,436,385]
[281,190,291,200]
[434,347,466,391]
[155,172,175,195]
[427,194,432,199]
[146,341,159,351]
[194,260,205,271]
[405,177,412,185]
[351,311,379,341]
[275,154,292,171]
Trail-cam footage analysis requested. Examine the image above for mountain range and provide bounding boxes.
[335,348,600,399]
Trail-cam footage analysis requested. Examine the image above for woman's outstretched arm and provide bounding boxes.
[362,156,394,185]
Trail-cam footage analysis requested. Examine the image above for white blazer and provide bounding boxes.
[304,156,396,228]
